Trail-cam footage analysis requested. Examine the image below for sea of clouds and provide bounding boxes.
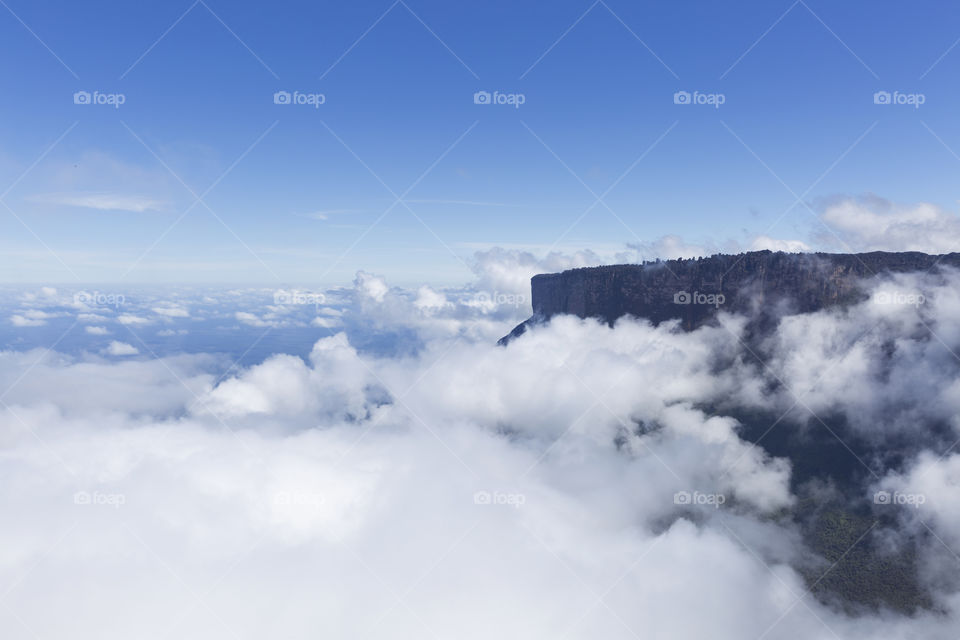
[4,202,960,637]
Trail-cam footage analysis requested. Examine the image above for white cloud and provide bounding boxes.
[85,326,109,335]
[627,235,719,261]
[235,311,271,327]
[1,301,958,638]
[354,271,390,302]
[152,305,189,318]
[750,235,811,253]
[310,316,342,329]
[11,309,56,326]
[471,248,610,301]
[104,341,139,356]
[819,195,960,253]
[414,286,451,312]
[77,313,110,322]
[19,286,59,302]
[3,259,960,637]
[11,315,43,327]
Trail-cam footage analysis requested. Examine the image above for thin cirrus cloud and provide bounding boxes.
[28,192,167,213]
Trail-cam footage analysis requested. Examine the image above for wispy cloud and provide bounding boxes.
[29,192,166,213]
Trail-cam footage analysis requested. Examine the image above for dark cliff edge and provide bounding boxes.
[500,250,960,344]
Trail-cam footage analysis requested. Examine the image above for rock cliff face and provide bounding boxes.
[501,250,960,343]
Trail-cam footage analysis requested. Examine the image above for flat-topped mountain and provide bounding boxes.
[500,249,960,613]
[501,250,960,343]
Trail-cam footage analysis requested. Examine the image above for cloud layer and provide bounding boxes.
[2,259,960,638]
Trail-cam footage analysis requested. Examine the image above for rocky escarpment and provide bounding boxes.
[501,250,960,343]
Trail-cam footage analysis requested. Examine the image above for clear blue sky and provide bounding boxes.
[1,0,958,284]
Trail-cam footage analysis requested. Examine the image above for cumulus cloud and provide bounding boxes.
[354,270,390,302]
[471,248,611,300]
[11,313,47,327]
[413,285,452,312]
[117,314,151,325]
[18,286,59,302]
[627,235,722,261]
[152,305,189,318]
[311,316,342,329]
[750,235,811,253]
[817,195,960,253]
[103,341,139,356]
[235,310,291,328]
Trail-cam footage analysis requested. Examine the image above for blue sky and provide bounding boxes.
[1,0,959,284]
